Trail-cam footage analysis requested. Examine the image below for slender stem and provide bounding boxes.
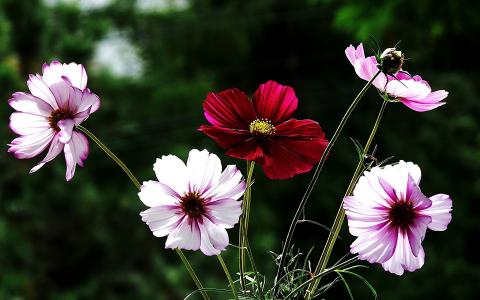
[274,70,382,288]
[306,100,388,299]
[76,125,141,190]
[217,255,239,300]
[77,125,210,300]
[239,161,255,290]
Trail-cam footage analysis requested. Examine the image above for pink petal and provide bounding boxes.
[199,217,229,256]
[381,231,425,275]
[252,80,298,124]
[57,119,75,144]
[63,131,89,181]
[407,215,431,256]
[165,218,201,251]
[421,194,452,231]
[42,61,88,91]
[141,207,183,237]
[8,92,53,116]
[27,74,59,110]
[8,129,55,159]
[206,199,242,228]
[30,133,64,173]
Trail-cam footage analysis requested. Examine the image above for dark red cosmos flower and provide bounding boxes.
[199,80,328,179]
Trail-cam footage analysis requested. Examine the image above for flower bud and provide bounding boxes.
[379,48,404,74]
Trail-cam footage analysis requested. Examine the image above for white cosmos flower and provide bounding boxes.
[138,149,246,256]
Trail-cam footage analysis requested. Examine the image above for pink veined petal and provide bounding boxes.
[153,155,189,197]
[77,89,100,114]
[42,61,88,91]
[138,180,179,207]
[202,165,245,200]
[57,119,75,144]
[8,129,55,159]
[405,175,432,210]
[381,231,425,275]
[27,74,59,110]
[63,131,89,181]
[205,199,242,228]
[400,98,446,112]
[386,78,431,101]
[9,112,50,135]
[73,107,92,125]
[350,222,398,264]
[199,217,229,256]
[252,80,298,124]
[345,44,365,66]
[165,217,201,251]
[186,149,222,194]
[30,133,64,173]
[8,92,53,116]
[140,206,183,237]
[420,194,452,231]
[406,215,431,256]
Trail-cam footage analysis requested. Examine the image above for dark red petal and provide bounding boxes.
[252,80,298,124]
[260,119,328,179]
[203,88,256,129]
[199,125,264,162]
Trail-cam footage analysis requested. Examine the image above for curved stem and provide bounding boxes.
[217,255,239,300]
[76,125,141,190]
[274,70,382,288]
[306,100,388,299]
[239,161,255,290]
[77,125,210,300]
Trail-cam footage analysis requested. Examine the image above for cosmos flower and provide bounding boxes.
[8,61,100,181]
[343,161,452,275]
[199,80,328,179]
[345,43,448,112]
[138,149,246,256]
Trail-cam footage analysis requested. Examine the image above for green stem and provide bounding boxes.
[306,100,388,299]
[239,161,255,291]
[274,70,382,289]
[77,125,210,300]
[217,255,239,300]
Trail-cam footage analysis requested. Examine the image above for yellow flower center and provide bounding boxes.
[249,119,275,136]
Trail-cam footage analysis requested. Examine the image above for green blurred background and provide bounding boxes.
[1,0,479,299]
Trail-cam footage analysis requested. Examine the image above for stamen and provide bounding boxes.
[249,118,275,136]
[388,201,416,229]
[180,191,206,219]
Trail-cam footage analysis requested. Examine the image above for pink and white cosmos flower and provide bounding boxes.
[345,43,448,112]
[7,61,100,181]
[343,161,452,275]
[138,149,246,256]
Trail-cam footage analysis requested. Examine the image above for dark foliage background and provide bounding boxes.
[1,0,479,299]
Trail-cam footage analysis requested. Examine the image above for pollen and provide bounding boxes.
[388,201,416,229]
[249,119,275,136]
[48,108,74,132]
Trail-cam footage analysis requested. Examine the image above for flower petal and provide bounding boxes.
[141,206,183,237]
[381,232,425,275]
[30,133,64,173]
[27,74,59,110]
[63,131,89,181]
[8,129,55,159]
[165,218,201,251]
[206,199,242,228]
[42,61,88,91]
[421,194,452,231]
[203,165,245,201]
[138,180,179,207]
[199,217,229,255]
[202,88,256,129]
[187,149,222,194]
[9,112,50,135]
[8,92,53,116]
[153,154,189,197]
[252,80,298,124]
[57,119,75,144]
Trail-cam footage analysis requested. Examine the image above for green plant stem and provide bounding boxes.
[274,70,382,289]
[239,161,255,291]
[77,125,210,300]
[217,255,239,300]
[306,100,388,299]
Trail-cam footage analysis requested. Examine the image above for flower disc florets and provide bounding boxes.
[48,109,74,132]
[388,201,416,229]
[180,191,206,219]
[379,48,405,74]
[249,118,275,136]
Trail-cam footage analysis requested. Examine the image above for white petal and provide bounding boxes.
[63,131,89,181]
[187,149,222,194]
[138,180,179,207]
[58,119,75,143]
[141,206,183,237]
[381,231,425,275]
[165,218,201,251]
[203,165,245,200]
[206,199,242,228]
[199,218,228,256]
[153,154,189,197]
[27,74,59,110]
[421,194,452,231]
[30,133,64,173]
[8,92,53,116]
[8,129,55,159]
[42,61,88,91]
[9,112,50,135]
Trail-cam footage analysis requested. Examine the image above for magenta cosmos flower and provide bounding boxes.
[138,149,246,256]
[7,61,100,181]
[199,80,328,179]
[345,43,448,112]
[343,161,452,275]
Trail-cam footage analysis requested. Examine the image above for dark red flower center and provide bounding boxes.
[388,201,416,229]
[48,109,74,132]
[180,191,206,219]
[249,119,275,137]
